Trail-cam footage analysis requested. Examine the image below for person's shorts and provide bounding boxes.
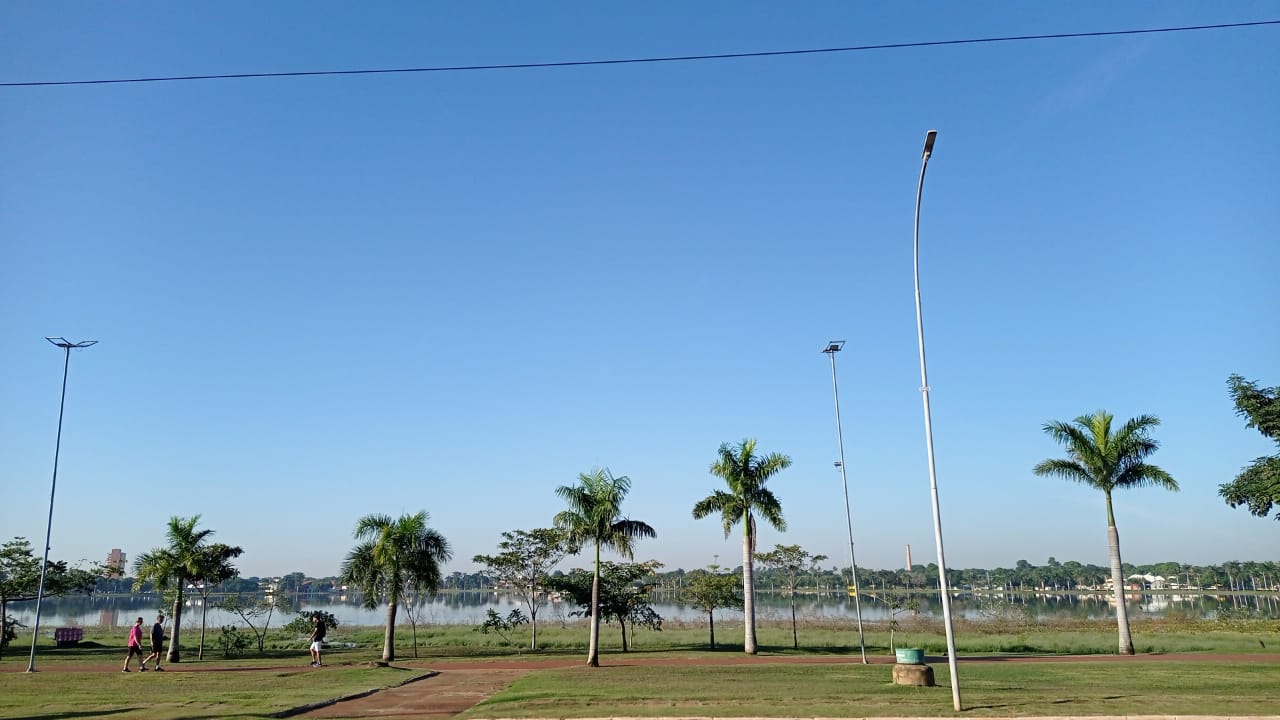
[310,641,323,652]
[127,644,144,656]
[150,642,163,653]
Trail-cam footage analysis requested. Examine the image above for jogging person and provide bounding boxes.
[142,614,166,671]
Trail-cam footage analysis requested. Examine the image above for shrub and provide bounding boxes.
[218,625,251,658]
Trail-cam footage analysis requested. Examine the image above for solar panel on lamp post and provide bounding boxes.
[821,340,867,663]
[912,130,961,710]
[27,337,97,673]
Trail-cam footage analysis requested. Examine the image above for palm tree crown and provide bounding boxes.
[693,438,789,540]
[554,469,655,559]
[1034,411,1178,523]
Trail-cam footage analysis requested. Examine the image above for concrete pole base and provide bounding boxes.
[892,662,936,686]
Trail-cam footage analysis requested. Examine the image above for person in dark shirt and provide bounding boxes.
[142,614,166,671]
[308,615,326,667]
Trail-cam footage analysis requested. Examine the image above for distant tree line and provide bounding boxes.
[90,557,1280,601]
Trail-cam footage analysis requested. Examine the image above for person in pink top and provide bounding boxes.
[122,617,145,672]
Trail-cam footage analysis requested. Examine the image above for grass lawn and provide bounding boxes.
[461,660,1280,718]
[0,664,432,720]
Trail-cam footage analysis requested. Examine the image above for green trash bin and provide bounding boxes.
[895,647,925,664]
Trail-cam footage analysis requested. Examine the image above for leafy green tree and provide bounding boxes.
[475,608,529,645]
[692,438,790,655]
[278,572,308,593]
[216,624,251,658]
[340,511,451,662]
[1219,374,1280,520]
[885,595,920,652]
[755,544,827,649]
[0,538,101,658]
[133,515,236,663]
[215,593,294,652]
[545,560,664,652]
[1034,410,1177,655]
[284,610,339,636]
[681,566,742,649]
[191,543,243,659]
[553,469,656,667]
[473,528,575,650]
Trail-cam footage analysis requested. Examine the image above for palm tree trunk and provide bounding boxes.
[1105,494,1134,655]
[167,589,183,663]
[198,602,208,660]
[383,601,398,662]
[742,519,757,655]
[587,542,600,667]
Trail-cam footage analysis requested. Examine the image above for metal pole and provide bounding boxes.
[27,345,72,673]
[912,129,961,711]
[825,344,867,663]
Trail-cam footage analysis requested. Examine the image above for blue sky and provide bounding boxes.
[2,1,1276,579]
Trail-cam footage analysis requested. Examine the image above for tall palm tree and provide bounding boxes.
[1034,410,1177,655]
[340,511,451,662]
[692,438,790,655]
[133,515,235,663]
[554,468,655,667]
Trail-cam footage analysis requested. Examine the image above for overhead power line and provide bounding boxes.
[3,19,1277,88]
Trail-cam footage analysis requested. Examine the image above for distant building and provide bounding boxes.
[106,548,127,578]
[1105,573,1168,591]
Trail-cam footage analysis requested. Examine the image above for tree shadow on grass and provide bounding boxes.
[11,709,135,720]
[162,715,277,720]
[967,694,1131,711]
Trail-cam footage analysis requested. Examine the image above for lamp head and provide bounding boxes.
[821,340,846,354]
[46,337,98,349]
[923,130,938,158]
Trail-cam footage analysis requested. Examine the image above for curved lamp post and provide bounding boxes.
[912,131,961,710]
[821,340,867,663]
[27,337,97,672]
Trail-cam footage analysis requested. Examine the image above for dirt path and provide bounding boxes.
[301,667,529,719]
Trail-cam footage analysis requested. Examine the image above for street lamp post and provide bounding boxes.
[821,340,867,664]
[912,130,961,710]
[27,337,97,673]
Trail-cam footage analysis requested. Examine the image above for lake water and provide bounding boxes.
[11,590,1280,630]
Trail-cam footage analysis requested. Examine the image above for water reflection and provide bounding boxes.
[11,590,1279,629]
